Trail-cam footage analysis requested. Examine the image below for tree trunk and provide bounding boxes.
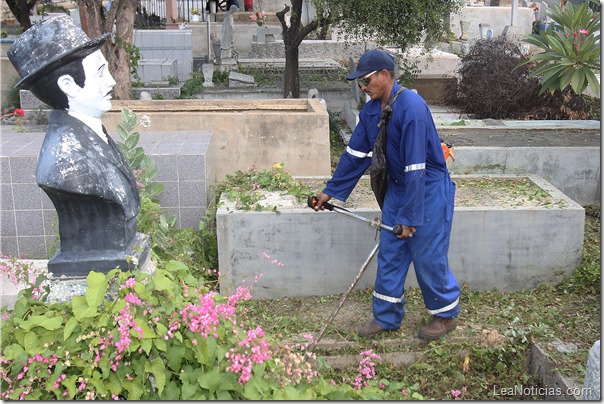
[284,47,300,98]
[6,0,36,31]
[276,0,317,98]
[77,0,137,100]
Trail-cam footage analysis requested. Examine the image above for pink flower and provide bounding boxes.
[579,29,589,35]
[13,109,24,118]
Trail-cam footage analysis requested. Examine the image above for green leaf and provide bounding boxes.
[141,339,152,354]
[161,380,182,400]
[197,366,220,394]
[181,382,198,400]
[17,315,63,332]
[145,357,166,395]
[89,371,108,395]
[3,343,25,360]
[72,296,97,320]
[122,380,143,400]
[155,323,168,335]
[116,125,129,141]
[153,337,167,352]
[570,68,587,94]
[167,345,185,371]
[107,373,123,395]
[153,273,173,293]
[125,132,140,150]
[23,332,41,354]
[584,69,600,97]
[64,317,78,341]
[86,271,108,308]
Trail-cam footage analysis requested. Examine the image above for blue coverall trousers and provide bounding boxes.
[372,174,461,330]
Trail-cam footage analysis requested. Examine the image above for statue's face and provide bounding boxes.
[71,50,116,118]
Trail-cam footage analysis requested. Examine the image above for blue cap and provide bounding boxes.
[346,49,395,80]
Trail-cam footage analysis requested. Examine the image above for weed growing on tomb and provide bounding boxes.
[178,71,205,98]
[114,109,217,279]
[216,163,311,211]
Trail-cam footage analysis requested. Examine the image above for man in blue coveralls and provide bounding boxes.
[313,49,460,341]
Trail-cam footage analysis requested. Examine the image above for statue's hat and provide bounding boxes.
[8,15,110,89]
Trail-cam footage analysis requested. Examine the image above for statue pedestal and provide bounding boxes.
[48,232,152,277]
[45,233,155,304]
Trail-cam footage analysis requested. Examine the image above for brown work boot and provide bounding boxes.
[357,321,387,338]
[418,316,457,341]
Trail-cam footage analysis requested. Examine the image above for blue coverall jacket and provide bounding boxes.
[323,82,460,329]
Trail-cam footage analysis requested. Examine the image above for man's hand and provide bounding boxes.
[313,192,332,211]
[397,225,416,239]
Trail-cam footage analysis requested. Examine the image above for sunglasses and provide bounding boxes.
[357,70,378,88]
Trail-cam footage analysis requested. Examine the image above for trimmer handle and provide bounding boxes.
[308,195,335,211]
[392,224,403,236]
[309,195,404,237]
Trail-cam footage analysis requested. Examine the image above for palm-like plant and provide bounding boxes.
[519,2,600,97]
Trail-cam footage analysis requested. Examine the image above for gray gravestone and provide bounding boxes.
[228,71,255,87]
[583,340,600,400]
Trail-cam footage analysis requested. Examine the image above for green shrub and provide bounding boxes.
[0,262,419,400]
[447,38,595,119]
[520,2,600,97]
[445,39,544,119]
[113,109,217,277]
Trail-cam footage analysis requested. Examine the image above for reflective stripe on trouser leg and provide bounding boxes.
[410,176,460,318]
[372,229,412,330]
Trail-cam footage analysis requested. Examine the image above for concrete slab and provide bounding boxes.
[217,174,584,299]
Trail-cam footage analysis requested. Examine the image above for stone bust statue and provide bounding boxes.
[7,15,149,276]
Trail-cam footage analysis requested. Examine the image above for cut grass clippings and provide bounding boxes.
[241,205,600,400]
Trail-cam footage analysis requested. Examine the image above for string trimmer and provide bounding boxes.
[307,195,405,349]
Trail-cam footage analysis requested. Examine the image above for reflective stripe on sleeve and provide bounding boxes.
[426,297,460,315]
[373,290,404,303]
[346,146,373,159]
[404,163,425,173]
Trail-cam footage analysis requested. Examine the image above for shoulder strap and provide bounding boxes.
[379,87,406,128]
[389,86,406,107]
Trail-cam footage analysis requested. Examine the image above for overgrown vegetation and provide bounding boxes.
[445,39,598,120]
[214,163,312,212]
